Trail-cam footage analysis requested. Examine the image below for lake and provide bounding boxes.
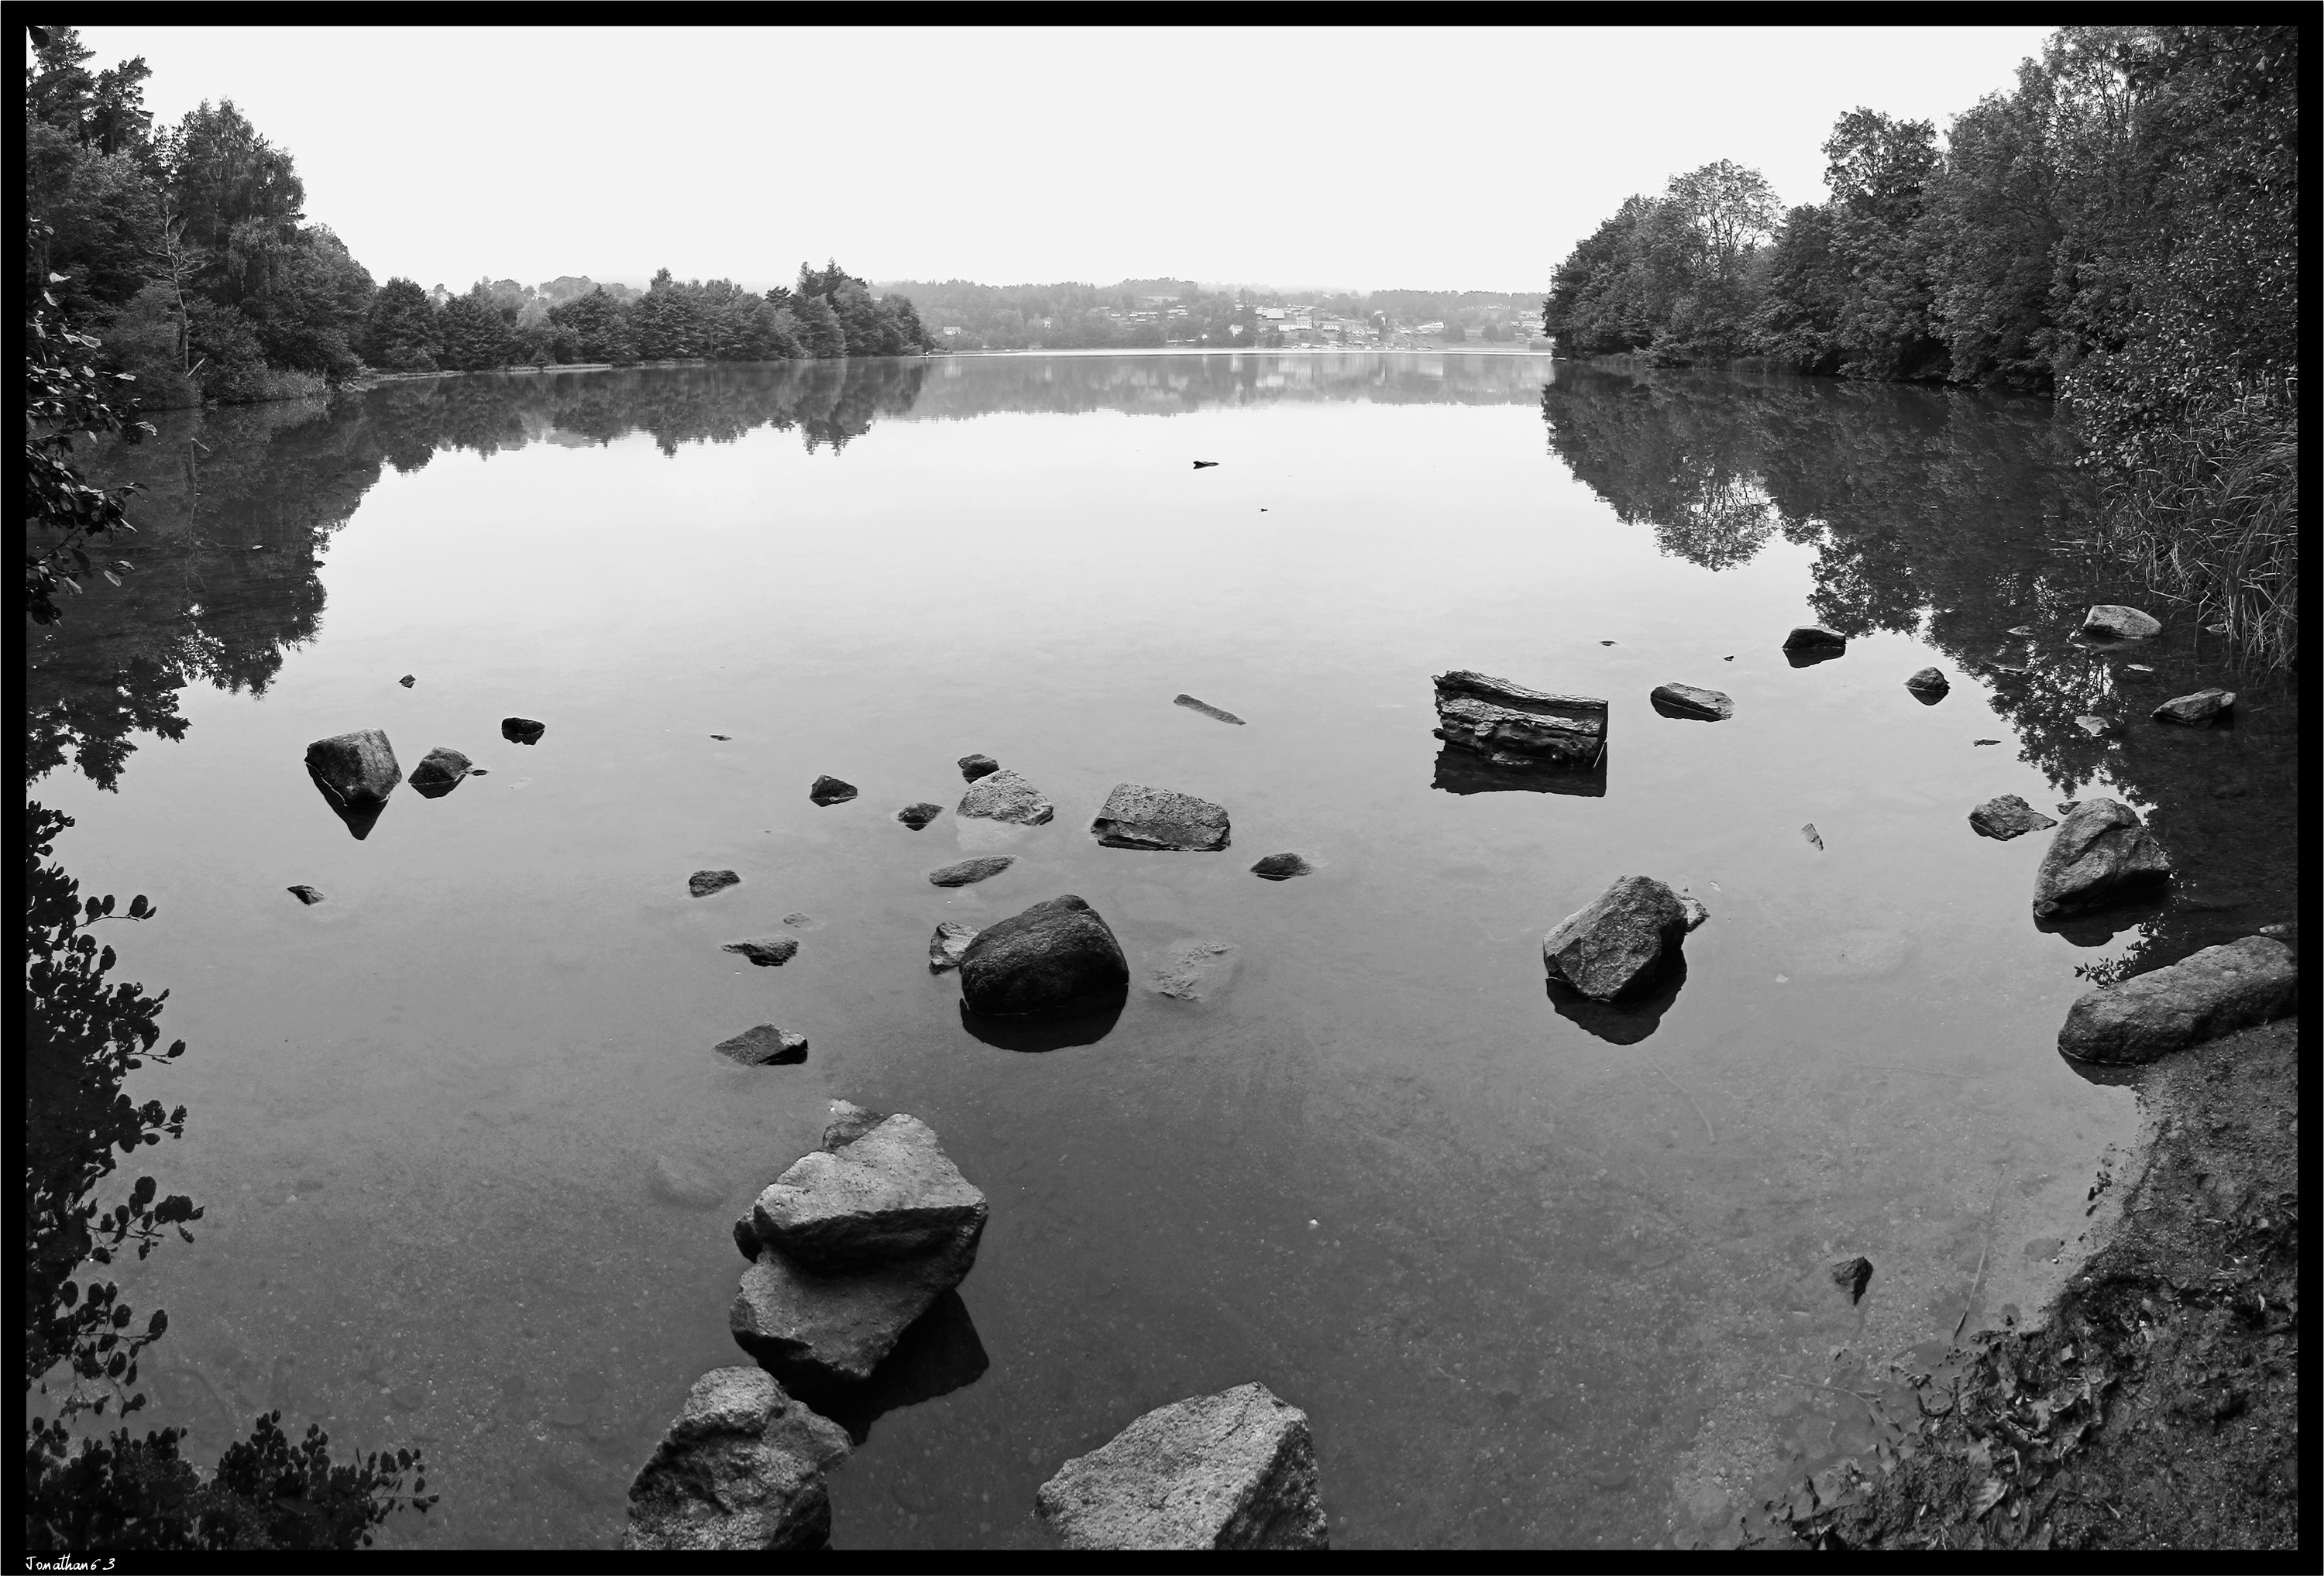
[31,352,2295,1549]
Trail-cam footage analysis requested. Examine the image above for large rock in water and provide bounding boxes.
[624,1366,850,1551]
[958,895,1129,1018]
[957,768,1053,826]
[407,746,472,798]
[1903,667,1950,703]
[1542,876,1693,1001]
[1034,1383,1327,1550]
[2151,688,2235,726]
[2058,936,2296,1064]
[1783,625,1847,652]
[305,730,400,809]
[2079,604,2161,640]
[1431,671,1606,769]
[1090,782,1231,851]
[2032,798,2173,918]
[1968,794,2058,841]
[731,1112,986,1388]
[1648,682,1733,721]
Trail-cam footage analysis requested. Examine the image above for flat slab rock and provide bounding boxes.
[714,1025,808,1065]
[1648,682,1733,721]
[957,768,1053,826]
[2080,603,2161,640]
[305,729,401,809]
[1174,694,1245,725]
[2152,688,2235,726]
[1432,671,1606,769]
[958,894,1129,1018]
[2033,798,2173,918]
[724,936,799,967]
[1091,782,1231,852]
[928,920,979,972]
[928,855,1015,888]
[1035,1383,1328,1550]
[624,1366,850,1552]
[1968,794,2059,841]
[690,869,741,898]
[2058,936,2295,1065]
[1542,875,1696,1002]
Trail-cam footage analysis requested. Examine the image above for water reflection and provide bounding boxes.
[956,992,1127,1052]
[789,1292,991,1447]
[1546,956,1689,1046]
[1431,747,1609,798]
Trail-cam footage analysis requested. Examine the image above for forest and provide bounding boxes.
[23,26,934,414]
[889,277,1542,350]
[1543,25,2297,668]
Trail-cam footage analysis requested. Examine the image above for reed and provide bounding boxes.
[2092,388,2299,674]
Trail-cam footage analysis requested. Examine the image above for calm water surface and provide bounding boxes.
[34,354,2295,1548]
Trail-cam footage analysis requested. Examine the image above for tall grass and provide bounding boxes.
[2093,390,2299,674]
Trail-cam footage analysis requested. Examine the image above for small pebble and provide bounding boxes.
[398,674,416,687]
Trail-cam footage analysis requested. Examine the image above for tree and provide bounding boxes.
[1666,160,1781,285]
[548,287,635,364]
[789,293,846,359]
[434,283,513,372]
[24,264,150,625]
[361,278,440,373]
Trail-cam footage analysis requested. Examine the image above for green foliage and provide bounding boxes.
[435,283,514,372]
[24,263,151,626]
[362,277,440,373]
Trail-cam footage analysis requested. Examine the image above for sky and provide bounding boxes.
[73,25,2054,297]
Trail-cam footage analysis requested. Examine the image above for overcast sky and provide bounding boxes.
[74,25,2054,297]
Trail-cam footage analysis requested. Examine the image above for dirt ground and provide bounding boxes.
[1732,1015,2299,1551]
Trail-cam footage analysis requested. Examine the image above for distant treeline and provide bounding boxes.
[23,26,933,413]
[886,277,1542,350]
[1543,25,2296,664]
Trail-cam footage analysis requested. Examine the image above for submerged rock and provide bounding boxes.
[624,1366,850,1551]
[957,768,1052,826]
[957,754,1000,782]
[724,937,799,967]
[2032,799,2173,918]
[690,869,741,898]
[1648,682,1734,721]
[2058,936,2295,1064]
[809,775,858,806]
[731,1114,987,1387]
[713,1025,809,1066]
[1831,1256,1874,1305]
[1903,667,1950,703]
[928,921,979,973]
[928,856,1015,888]
[1542,876,1693,1002]
[1174,694,1246,725]
[286,884,325,905]
[1148,939,1241,1003]
[501,717,545,744]
[1090,782,1232,852]
[2151,688,2236,726]
[649,1154,725,1210]
[305,729,401,809]
[897,802,945,829]
[1968,794,2059,842]
[407,746,473,798]
[2079,604,2161,640]
[1034,1382,1327,1550]
[958,895,1129,1018]
[1250,853,1314,881]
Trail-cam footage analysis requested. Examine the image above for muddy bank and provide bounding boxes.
[1741,1017,2298,1551]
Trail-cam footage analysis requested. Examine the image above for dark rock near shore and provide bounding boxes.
[2151,688,2236,726]
[928,921,978,973]
[1091,782,1232,851]
[2078,603,2161,640]
[713,1025,808,1066]
[1542,876,1693,1002]
[1432,671,1607,769]
[957,768,1052,826]
[690,869,741,898]
[1034,1382,1328,1550]
[1904,667,1950,703]
[501,717,545,744]
[957,754,1000,781]
[959,894,1129,1018]
[287,884,324,905]
[1968,794,2059,841]
[1649,682,1734,721]
[2032,799,2173,918]
[1250,853,1314,881]
[407,746,473,798]
[1831,1256,1874,1304]
[897,802,944,829]
[809,775,858,806]
[624,1366,849,1551]
[1174,694,1246,725]
[2058,936,2295,1064]
[928,856,1015,888]
[724,937,799,967]
[306,728,401,809]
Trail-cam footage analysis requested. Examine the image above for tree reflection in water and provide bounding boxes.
[1541,362,2298,978]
